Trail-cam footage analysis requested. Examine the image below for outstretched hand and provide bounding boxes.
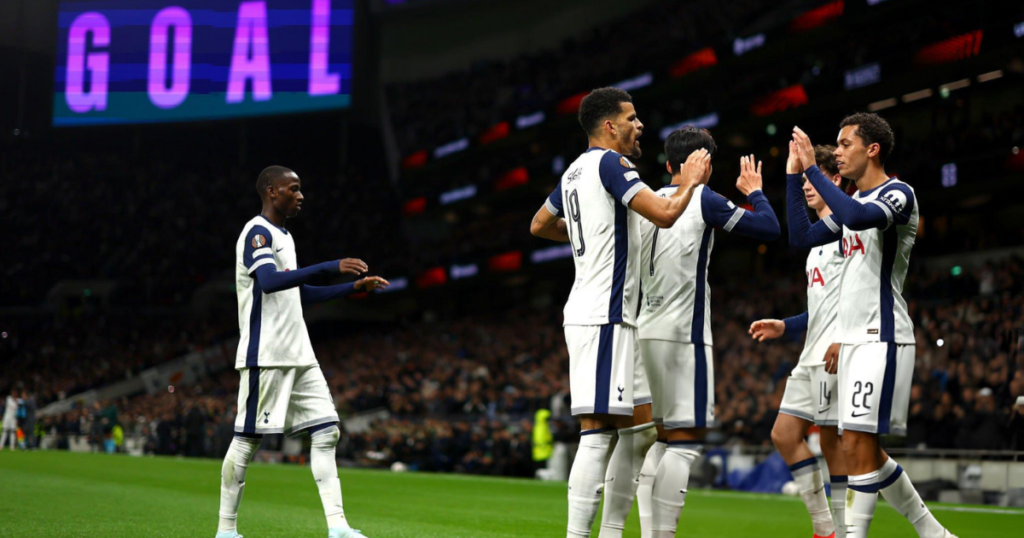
[355,276,390,292]
[749,319,784,342]
[791,127,817,171]
[338,258,368,275]
[735,154,763,196]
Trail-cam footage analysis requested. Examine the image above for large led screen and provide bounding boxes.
[54,0,353,126]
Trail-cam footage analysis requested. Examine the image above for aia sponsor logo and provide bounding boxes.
[806,267,825,288]
[842,233,866,257]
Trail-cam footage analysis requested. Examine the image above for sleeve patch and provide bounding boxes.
[624,170,640,181]
[878,189,908,215]
[619,156,635,169]
[251,234,267,249]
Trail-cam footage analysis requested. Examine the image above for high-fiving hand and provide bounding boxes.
[735,154,763,196]
[787,141,803,174]
[791,127,817,171]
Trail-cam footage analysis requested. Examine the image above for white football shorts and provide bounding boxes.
[837,342,914,436]
[565,323,639,416]
[780,364,839,427]
[640,340,714,429]
[234,365,338,436]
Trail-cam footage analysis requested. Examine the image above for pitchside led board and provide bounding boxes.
[54,0,354,126]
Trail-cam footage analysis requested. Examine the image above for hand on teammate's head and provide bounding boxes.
[681,148,711,187]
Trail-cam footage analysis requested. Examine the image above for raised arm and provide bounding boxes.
[793,127,905,231]
[784,141,843,248]
[701,154,780,240]
[628,149,710,228]
[530,181,570,242]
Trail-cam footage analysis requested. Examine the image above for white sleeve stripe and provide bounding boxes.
[544,198,562,216]
[252,247,272,258]
[822,215,841,233]
[622,182,648,206]
[870,200,894,227]
[723,207,745,232]
[247,257,275,274]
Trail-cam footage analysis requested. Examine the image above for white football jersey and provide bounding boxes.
[835,179,918,344]
[800,236,843,366]
[637,185,715,344]
[234,216,317,369]
[545,147,649,327]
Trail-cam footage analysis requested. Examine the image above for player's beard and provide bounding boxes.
[623,131,642,158]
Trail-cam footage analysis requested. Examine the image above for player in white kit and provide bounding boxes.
[530,87,710,538]
[637,127,780,538]
[750,144,848,538]
[217,166,389,538]
[791,115,956,538]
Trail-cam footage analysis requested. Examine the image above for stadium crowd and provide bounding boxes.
[23,256,1023,471]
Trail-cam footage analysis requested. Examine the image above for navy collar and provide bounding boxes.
[858,177,897,197]
[258,214,289,234]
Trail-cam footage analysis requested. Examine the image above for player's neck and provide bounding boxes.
[588,137,622,154]
[261,207,287,228]
[670,173,686,186]
[855,165,890,193]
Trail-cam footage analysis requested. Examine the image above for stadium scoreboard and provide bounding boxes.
[54,0,354,126]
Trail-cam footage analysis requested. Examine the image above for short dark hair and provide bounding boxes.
[839,112,894,163]
[664,126,717,173]
[256,165,295,196]
[578,87,633,136]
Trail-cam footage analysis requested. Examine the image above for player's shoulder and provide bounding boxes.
[598,148,636,170]
[876,178,916,213]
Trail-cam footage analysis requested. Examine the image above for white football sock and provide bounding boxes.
[789,457,834,537]
[847,470,881,538]
[637,441,666,538]
[651,443,700,538]
[567,429,617,538]
[830,475,848,538]
[599,423,655,538]
[877,459,946,538]
[218,436,261,532]
[311,426,350,530]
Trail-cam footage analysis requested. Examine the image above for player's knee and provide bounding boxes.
[310,425,340,448]
[770,422,797,451]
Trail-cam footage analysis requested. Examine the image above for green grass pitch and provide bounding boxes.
[1,451,1020,537]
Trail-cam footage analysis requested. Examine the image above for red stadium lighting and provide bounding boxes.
[488,251,523,272]
[557,91,588,114]
[669,47,718,78]
[416,267,448,289]
[495,167,529,191]
[790,1,844,33]
[750,84,809,117]
[914,30,983,66]
[402,197,427,216]
[478,121,510,145]
[402,150,428,169]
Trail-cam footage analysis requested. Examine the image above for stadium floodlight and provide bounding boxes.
[439,185,477,205]
[450,264,479,280]
[659,112,720,140]
[531,244,573,263]
[375,277,407,293]
[901,88,932,103]
[868,97,897,111]
[844,62,881,90]
[613,72,653,92]
[733,33,766,56]
[941,163,957,187]
[977,70,1002,83]
[516,111,546,129]
[1015,21,1024,38]
[940,79,970,93]
[433,137,469,159]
